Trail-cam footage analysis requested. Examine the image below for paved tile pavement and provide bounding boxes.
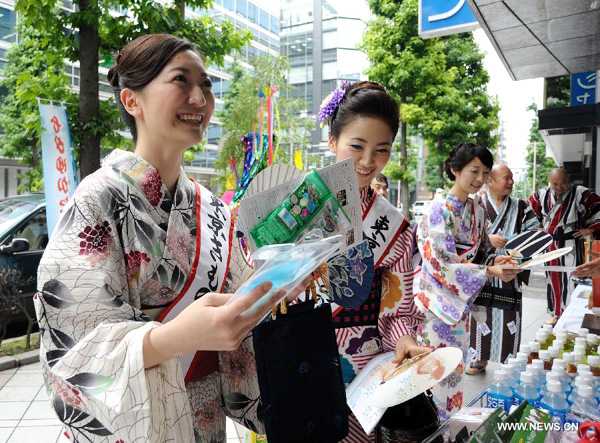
[0,273,552,442]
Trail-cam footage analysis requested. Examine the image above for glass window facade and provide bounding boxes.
[0,7,16,43]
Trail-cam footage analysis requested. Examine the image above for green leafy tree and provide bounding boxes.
[422,33,500,191]
[14,0,250,179]
[363,0,453,215]
[215,56,313,189]
[525,103,557,195]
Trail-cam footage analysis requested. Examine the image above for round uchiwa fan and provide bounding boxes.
[244,163,304,200]
[505,230,553,259]
[326,239,374,309]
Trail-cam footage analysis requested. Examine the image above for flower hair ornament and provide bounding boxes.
[318,80,351,128]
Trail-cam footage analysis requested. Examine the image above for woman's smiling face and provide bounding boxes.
[328,116,393,190]
[451,157,491,195]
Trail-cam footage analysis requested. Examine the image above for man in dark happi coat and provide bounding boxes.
[528,168,600,324]
[467,164,540,373]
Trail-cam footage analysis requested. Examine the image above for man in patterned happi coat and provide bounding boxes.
[467,164,540,374]
[528,168,600,325]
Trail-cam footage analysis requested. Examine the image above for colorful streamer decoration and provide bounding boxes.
[230,85,280,206]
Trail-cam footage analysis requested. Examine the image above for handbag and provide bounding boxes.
[375,390,441,443]
[474,283,521,311]
[252,287,349,443]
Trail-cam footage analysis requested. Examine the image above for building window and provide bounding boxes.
[223,0,234,12]
[0,7,16,43]
[247,2,257,23]
[270,15,279,34]
[236,0,246,18]
[259,8,269,30]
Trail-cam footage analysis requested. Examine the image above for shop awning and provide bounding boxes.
[466,0,600,80]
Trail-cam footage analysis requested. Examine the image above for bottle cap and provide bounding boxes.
[556,330,568,339]
[532,359,545,370]
[573,352,584,363]
[526,364,538,375]
[529,341,540,352]
[548,346,559,358]
[587,355,600,367]
[546,372,560,383]
[552,358,565,368]
[543,324,554,333]
[500,364,512,373]
[494,370,507,382]
[547,380,562,393]
[538,350,551,360]
[536,331,548,342]
[579,373,595,384]
[575,337,587,347]
[519,344,531,354]
[574,376,591,387]
[586,333,598,345]
[507,357,519,365]
[574,344,586,354]
[552,339,565,349]
[578,328,590,337]
[551,364,566,374]
[579,385,594,397]
[563,352,575,363]
[577,364,591,373]
[520,372,533,384]
[517,352,529,362]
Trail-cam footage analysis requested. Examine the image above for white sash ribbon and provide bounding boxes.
[363,193,406,268]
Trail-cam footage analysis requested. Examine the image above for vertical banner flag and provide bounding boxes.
[39,102,78,236]
[570,72,596,107]
[419,0,480,39]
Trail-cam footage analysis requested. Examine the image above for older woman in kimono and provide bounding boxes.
[35,34,291,442]
[415,143,522,418]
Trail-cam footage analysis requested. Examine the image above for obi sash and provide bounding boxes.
[156,180,234,385]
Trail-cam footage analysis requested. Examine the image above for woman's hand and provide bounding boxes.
[488,234,508,249]
[144,282,285,368]
[573,228,593,239]
[392,335,431,365]
[572,257,600,278]
[487,256,522,282]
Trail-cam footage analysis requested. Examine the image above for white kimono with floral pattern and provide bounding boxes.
[35,149,259,443]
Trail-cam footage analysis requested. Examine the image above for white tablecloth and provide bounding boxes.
[555,284,593,333]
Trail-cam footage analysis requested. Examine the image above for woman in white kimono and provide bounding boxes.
[414,143,521,418]
[35,34,289,442]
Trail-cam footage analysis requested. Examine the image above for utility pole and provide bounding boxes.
[532,141,537,194]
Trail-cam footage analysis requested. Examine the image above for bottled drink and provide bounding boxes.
[519,344,532,364]
[538,349,552,371]
[577,363,591,375]
[542,324,556,343]
[551,364,571,395]
[487,370,513,412]
[526,364,544,391]
[532,358,545,375]
[516,352,529,371]
[578,328,590,338]
[573,351,584,366]
[540,380,569,426]
[540,372,561,398]
[500,363,518,388]
[548,346,560,362]
[586,333,598,354]
[536,330,549,350]
[529,341,540,361]
[566,385,600,426]
[514,372,541,407]
[564,352,577,379]
[567,375,592,405]
[588,355,600,377]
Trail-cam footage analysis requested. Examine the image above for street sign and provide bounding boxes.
[419,0,480,39]
[570,71,596,107]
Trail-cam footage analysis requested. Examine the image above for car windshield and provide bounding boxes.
[0,200,39,235]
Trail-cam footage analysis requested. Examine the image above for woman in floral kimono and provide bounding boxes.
[35,34,289,442]
[414,143,521,418]
[319,81,429,442]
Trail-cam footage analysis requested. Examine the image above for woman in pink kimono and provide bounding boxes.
[414,143,521,418]
[35,34,287,442]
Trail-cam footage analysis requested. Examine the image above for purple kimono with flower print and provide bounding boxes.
[415,190,492,417]
[34,150,260,443]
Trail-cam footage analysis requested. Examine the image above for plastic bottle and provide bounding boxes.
[514,372,541,407]
[536,330,550,350]
[543,324,556,343]
[567,375,592,405]
[566,385,600,426]
[532,358,545,376]
[540,372,561,398]
[519,344,532,364]
[500,363,519,388]
[487,370,514,412]
[586,333,598,354]
[539,349,552,371]
[516,352,529,371]
[577,363,591,376]
[578,328,590,338]
[540,380,569,426]
[564,352,577,379]
[573,351,585,366]
[588,355,600,378]
[548,346,560,362]
[526,364,544,391]
[529,341,540,361]
[551,364,572,395]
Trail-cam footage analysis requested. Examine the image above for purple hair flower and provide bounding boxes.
[318,80,351,127]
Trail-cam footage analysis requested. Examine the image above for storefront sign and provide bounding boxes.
[570,71,596,107]
[39,103,78,236]
[419,0,480,39]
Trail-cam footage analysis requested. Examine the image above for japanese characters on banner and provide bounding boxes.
[570,71,596,107]
[39,102,78,236]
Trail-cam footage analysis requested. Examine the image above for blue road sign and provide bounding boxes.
[419,0,480,39]
[570,72,596,107]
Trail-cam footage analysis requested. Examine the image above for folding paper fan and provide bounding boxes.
[245,163,303,199]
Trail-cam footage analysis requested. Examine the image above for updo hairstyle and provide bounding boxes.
[329,81,400,141]
[107,34,197,143]
[444,142,494,181]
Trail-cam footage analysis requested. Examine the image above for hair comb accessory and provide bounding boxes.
[318,80,351,128]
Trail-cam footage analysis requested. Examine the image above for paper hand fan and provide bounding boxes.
[517,246,573,269]
[245,163,303,199]
[370,347,463,408]
[505,230,553,259]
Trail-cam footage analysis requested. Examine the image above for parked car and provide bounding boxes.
[0,194,47,324]
[410,200,432,219]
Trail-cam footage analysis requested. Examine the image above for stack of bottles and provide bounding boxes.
[486,325,600,426]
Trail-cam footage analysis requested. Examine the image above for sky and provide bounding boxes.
[473,29,544,180]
